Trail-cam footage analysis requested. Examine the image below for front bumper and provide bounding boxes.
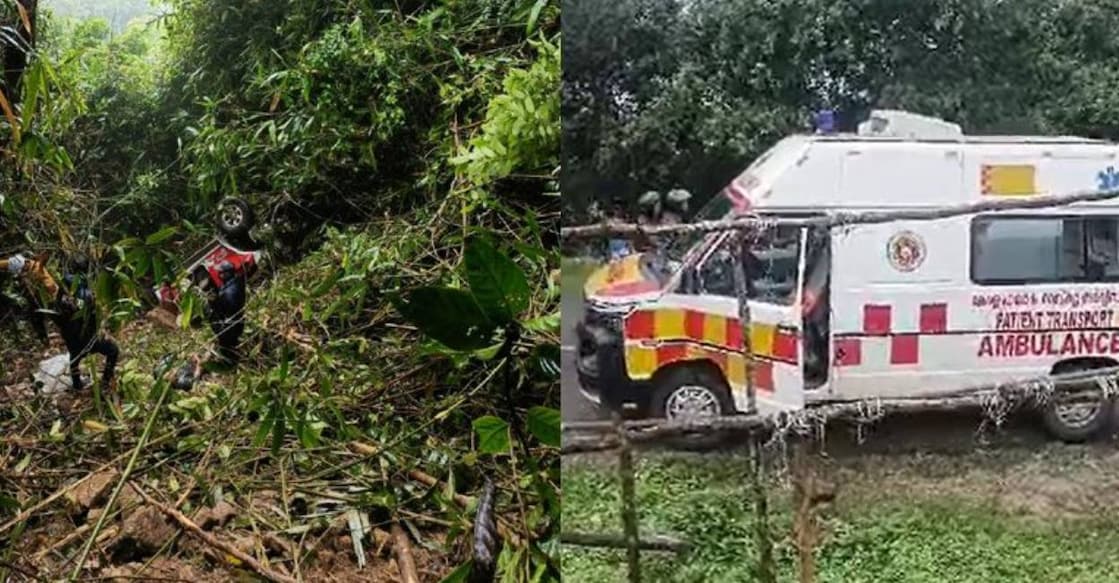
[575,319,651,416]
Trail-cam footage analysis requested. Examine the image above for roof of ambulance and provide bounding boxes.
[808,134,1109,144]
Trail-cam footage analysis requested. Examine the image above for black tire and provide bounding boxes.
[216,197,255,238]
[648,366,735,449]
[1041,364,1115,443]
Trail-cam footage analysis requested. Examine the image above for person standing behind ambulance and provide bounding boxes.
[661,189,691,226]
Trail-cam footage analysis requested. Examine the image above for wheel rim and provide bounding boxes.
[221,204,244,229]
[664,385,721,420]
[1054,400,1102,428]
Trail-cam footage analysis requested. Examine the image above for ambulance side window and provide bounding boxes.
[745,226,801,305]
[972,216,1119,284]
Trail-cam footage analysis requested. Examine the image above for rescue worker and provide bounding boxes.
[636,191,661,226]
[662,189,691,225]
[635,191,662,252]
[1,252,119,392]
[208,260,246,365]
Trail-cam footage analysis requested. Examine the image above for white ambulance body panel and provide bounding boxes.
[709,113,1119,406]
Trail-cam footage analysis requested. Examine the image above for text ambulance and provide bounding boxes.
[576,110,1119,442]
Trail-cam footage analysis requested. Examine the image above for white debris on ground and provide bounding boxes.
[34,353,73,395]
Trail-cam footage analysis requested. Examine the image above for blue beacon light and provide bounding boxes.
[814,109,836,134]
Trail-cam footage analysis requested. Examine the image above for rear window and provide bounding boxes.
[971,216,1119,284]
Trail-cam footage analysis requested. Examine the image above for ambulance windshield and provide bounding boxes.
[665,191,735,263]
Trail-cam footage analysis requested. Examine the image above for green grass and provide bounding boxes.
[562,454,1119,583]
[562,256,600,291]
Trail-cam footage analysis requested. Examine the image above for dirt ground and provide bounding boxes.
[0,325,460,582]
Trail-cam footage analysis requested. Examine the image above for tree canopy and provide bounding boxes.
[563,0,1119,219]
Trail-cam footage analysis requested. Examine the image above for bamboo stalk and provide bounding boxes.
[69,380,174,581]
[560,532,690,553]
[561,186,1119,240]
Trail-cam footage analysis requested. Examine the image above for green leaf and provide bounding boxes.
[0,493,19,515]
[254,410,276,447]
[464,236,530,323]
[393,287,496,351]
[526,406,560,447]
[473,415,510,454]
[145,226,179,246]
[271,409,286,456]
[310,268,343,298]
[524,311,560,333]
[439,561,473,583]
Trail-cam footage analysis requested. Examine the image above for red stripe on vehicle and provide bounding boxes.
[863,304,892,336]
[920,303,948,334]
[597,281,660,297]
[726,318,743,350]
[625,310,654,340]
[890,334,919,365]
[752,360,774,392]
[684,310,705,341]
[835,338,862,367]
[657,343,688,366]
[772,329,798,363]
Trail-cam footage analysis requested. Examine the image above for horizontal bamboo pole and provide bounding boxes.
[560,532,691,553]
[561,187,1119,240]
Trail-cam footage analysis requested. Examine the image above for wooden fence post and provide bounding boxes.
[750,434,777,583]
[615,415,642,583]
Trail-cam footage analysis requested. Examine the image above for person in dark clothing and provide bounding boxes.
[56,255,119,392]
[2,253,119,391]
[209,261,246,365]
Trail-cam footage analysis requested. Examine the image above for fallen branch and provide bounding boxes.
[560,532,691,553]
[130,483,298,583]
[391,522,420,583]
[408,469,473,508]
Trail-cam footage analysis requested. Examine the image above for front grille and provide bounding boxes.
[584,309,622,334]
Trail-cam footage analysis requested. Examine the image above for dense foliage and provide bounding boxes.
[563,0,1119,219]
[0,0,560,580]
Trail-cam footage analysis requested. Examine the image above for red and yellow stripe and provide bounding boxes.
[622,308,797,392]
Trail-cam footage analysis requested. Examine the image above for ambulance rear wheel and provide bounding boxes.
[650,366,734,421]
[1041,365,1115,443]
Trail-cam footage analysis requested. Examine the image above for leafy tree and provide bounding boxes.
[564,0,1119,218]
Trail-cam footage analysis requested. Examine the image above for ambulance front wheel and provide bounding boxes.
[650,366,734,421]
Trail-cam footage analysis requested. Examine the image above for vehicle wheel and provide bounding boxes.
[216,197,255,238]
[1041,365,1115,443]
[649,366,734,449]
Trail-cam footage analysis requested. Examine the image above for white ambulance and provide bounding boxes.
[575,110,1119,441]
